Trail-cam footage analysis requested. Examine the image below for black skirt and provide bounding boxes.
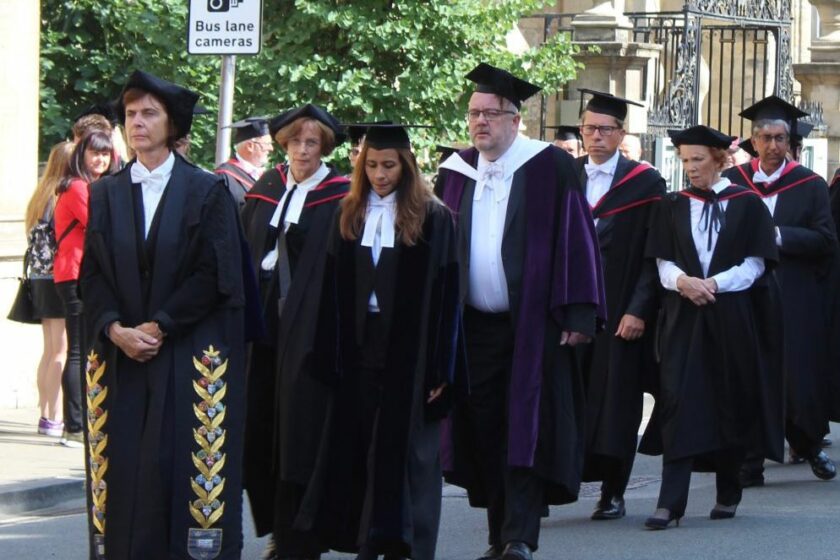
[30,277,64,319]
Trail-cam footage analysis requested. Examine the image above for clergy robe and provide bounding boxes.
[215,158,256,209]
[239,163,349,538]
[573,155,665,482]
[79,154,247,560]
[723,161,837,442]
[639,186,782,463]
[302,201,460,560]
[436,144,606,506]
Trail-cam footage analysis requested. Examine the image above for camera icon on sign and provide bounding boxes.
[207,0,242,12]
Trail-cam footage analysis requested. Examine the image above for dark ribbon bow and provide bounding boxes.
[688,187,726,251]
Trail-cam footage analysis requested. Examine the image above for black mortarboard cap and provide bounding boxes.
[74,101,119,125]
[269,104,346,143]
[227,117,270,144]
[116,70,199,140]
[580,89,644,121]
[667,125,736,149]
[351,123,432,150]
[793,120,814,143]
[193,104,212,116]
[739,96,808,133]
[346,125,370,146]
[546,125,582,142]
[465,63,541,109]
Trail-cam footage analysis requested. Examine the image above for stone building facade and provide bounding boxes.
[515,1,839,182]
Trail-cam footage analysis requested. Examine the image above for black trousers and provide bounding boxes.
[56,280,83,433]
[742,419,826,477]
[464,306,545,551]
[656,450,743,516]
[598,455,634,501]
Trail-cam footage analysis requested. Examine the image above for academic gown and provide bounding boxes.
[215,158,256,209]
[79,154,247,560]
[573,155,665,479]
[436,144,607,507]
[824,170,840,422]
[239,163,350,537]
[639,186,782,464]
[301,201,461,560]
[723,161,837,440]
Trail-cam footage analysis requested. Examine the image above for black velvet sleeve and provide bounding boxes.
[79,182,121,342]
[778,181,837,258]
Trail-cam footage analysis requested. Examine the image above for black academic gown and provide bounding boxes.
[573,155,665,481]
[436,145,606,507]
[239,164,350,538]
[723,162,837,442]
[215,158,256,209]
[639,186,782,465]
[79,154,247,560]
[302,201,460,560]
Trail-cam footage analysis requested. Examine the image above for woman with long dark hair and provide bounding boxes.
[306,124,460,560]
[54,130,117,447]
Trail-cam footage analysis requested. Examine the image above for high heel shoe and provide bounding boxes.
[644,509,682,530]
[709,503,738,520]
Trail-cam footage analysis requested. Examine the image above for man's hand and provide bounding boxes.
[676,274,716,306]
[137,321,165,341]
[560,331,592,346]
[108,322,162,362]
[615,314,645,341]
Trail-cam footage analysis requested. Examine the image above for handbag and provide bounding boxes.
[7,248,39,324]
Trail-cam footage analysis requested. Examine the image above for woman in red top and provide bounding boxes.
[54,130,117,446]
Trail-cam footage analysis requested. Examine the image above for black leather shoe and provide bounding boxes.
[591,496,626,520]
[501,541,533,560]
[807,450,837,480]
[476,545,503,560]
[644,508,682,530]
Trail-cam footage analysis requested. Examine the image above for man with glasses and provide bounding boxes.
[216,117,273,208]
[723,95,837,486]
[436,63,606,560]
[572,90,666,523]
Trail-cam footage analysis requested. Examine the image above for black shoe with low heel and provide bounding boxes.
[591,496,626,520]
[475,545,503,560]
[644,510,682,530]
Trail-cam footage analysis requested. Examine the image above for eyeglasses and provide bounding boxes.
[754,133,789,145]
[580,125,620,137]
[467,109,517,122]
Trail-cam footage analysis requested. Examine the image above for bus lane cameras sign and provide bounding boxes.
[188,0,263,55]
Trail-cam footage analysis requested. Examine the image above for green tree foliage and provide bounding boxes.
[40,0,581,168]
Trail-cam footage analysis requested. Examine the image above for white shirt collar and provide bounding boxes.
[132,151,175,182]
[710,177,732,194]
[754,158,787,184]
[585,150,620,174]
[361,190,397,250]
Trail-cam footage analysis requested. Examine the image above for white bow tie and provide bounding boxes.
[131,163,168,194]
[361,198,396,250]
[475,162,506,201]
[585,162,613,179]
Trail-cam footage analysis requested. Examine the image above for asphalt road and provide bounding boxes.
[2,438,839,560]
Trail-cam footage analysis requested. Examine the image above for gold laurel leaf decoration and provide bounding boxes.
[207,480,225,503]
[93,411,108,434]
[190,505,210,529]
[209,384,227,406]
[209,360,227,383]
[210,409,226,430]
[210,432,226,454]
[207,503,225,527]
[90,387,108,409]
[208,454,226,478]
[192,454,212,479]
[93,436,107,457]
[191,479,209,502]
[192,356,210,377]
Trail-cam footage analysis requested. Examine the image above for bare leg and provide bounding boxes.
[40,318,66,421]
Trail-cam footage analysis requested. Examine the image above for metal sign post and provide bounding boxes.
[187,0,263,166]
